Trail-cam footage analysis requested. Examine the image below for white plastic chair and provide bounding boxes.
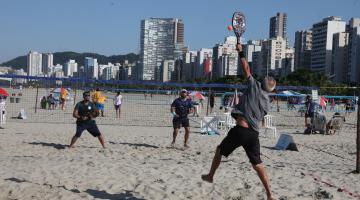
[263,115,278,138]
[200,116,220,135]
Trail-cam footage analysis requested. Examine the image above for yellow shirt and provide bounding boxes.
[92,91,106,103]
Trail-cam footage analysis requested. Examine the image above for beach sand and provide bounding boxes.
[0,113,359,200]
[0,88,359,199]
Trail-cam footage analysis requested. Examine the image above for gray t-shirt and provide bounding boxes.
[232,76,270,132]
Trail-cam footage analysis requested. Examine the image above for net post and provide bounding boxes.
[356,88,360,173]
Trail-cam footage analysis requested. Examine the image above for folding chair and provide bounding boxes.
[200,116,220,135]
[263,115,278,138]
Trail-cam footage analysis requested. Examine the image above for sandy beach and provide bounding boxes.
[0,105,359,200]
[0,88,359,199]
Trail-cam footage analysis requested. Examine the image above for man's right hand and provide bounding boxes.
[81,116,89,121]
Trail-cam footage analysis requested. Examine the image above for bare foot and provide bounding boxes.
[267,196,275,200]
[68,145,75,148]
[201,174,213,183]
[184,144,190,149]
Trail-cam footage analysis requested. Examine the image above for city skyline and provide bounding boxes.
[0,0,359,63]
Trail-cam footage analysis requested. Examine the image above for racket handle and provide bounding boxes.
[236,37,241,44]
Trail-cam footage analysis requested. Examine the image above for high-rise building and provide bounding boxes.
[294,30,312,70]
[64,59,78,77]
[282,48,295,76]
[331,32,349,83]
[27,51,42,76]
[84,57,98,79]
[347,18,360,83]
[158,60,175,82]
[181,51,197,81]
[244,40,262,75]
[260,37,287,76]
[310,16,346,73]
[196,48,213,79]
[139,18,185,80]
[212,36,239,78]
[42,53,53,76]
[269,12,287,39]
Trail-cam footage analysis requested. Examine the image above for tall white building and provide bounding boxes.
[294,30,312,70]
[269,12,287,39]
[244,40,262,75]
[260,37,287,76]
[159,60,175,82]
[212,36,239,78]
[311,16,346,73]
[64,59,78,77]
[331,32,349,83]
[27,51,42,76]
[182,51,197,81]
[196,48,213,79]
[139,18,185,80]
[84,57,98,79]
[42,53,53,76]
[347,18,360,83]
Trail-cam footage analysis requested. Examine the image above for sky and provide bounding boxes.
[0,0,359,63]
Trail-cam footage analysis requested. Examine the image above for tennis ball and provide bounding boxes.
[227,25,233,31]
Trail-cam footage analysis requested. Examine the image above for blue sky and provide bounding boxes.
[0,0,359,63]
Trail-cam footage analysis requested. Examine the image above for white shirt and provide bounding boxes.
[114,95,122,105]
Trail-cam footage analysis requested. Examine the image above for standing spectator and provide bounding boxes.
[330,98,335,111]
[209,91,215,114]
[305,95,315,127]
[92,88,106,117]
[60,87,68,110]
[113,91,123,118]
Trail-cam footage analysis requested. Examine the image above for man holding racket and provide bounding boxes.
[69,91,106,149]
[201,41,275,200]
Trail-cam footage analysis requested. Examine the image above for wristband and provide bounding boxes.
[238,51,245,59]
[172,112,177,117]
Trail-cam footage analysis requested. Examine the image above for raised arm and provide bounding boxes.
[236,44,251,78]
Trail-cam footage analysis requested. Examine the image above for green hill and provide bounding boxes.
[1,52,139,70]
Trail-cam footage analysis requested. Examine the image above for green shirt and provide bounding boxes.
[74,101,96,124]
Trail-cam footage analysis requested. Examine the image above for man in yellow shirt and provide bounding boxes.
[60,87,68,110]
[92,88,106,117]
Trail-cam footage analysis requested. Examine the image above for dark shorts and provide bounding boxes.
[60,98,65,103]
[173,117,190,129]
[114,104,121,110]
[75,123,101,138]
[210,102,214,108]
[305,112,314,118]
[218,125,262,165]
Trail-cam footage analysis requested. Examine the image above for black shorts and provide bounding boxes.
[75,123,101,137]
[305,112,314,118]
[173,117,190,129]
[114,104,121,110]
[218,125,262,165]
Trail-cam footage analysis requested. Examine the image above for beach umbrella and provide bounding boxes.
[0,88,9,97]
[51,87,69,93]
[194,92,205,100]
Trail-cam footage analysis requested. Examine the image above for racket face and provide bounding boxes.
[232,12,246,37]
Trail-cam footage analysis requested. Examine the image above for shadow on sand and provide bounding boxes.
[27,142,67,150]
[85,189,145,200]
[109,141,159,149]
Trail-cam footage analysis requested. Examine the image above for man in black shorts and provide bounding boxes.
[170,89,194,148]
[201,43,275,200]
[69,91,106,148]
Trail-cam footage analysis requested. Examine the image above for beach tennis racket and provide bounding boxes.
[232,11,246,44]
